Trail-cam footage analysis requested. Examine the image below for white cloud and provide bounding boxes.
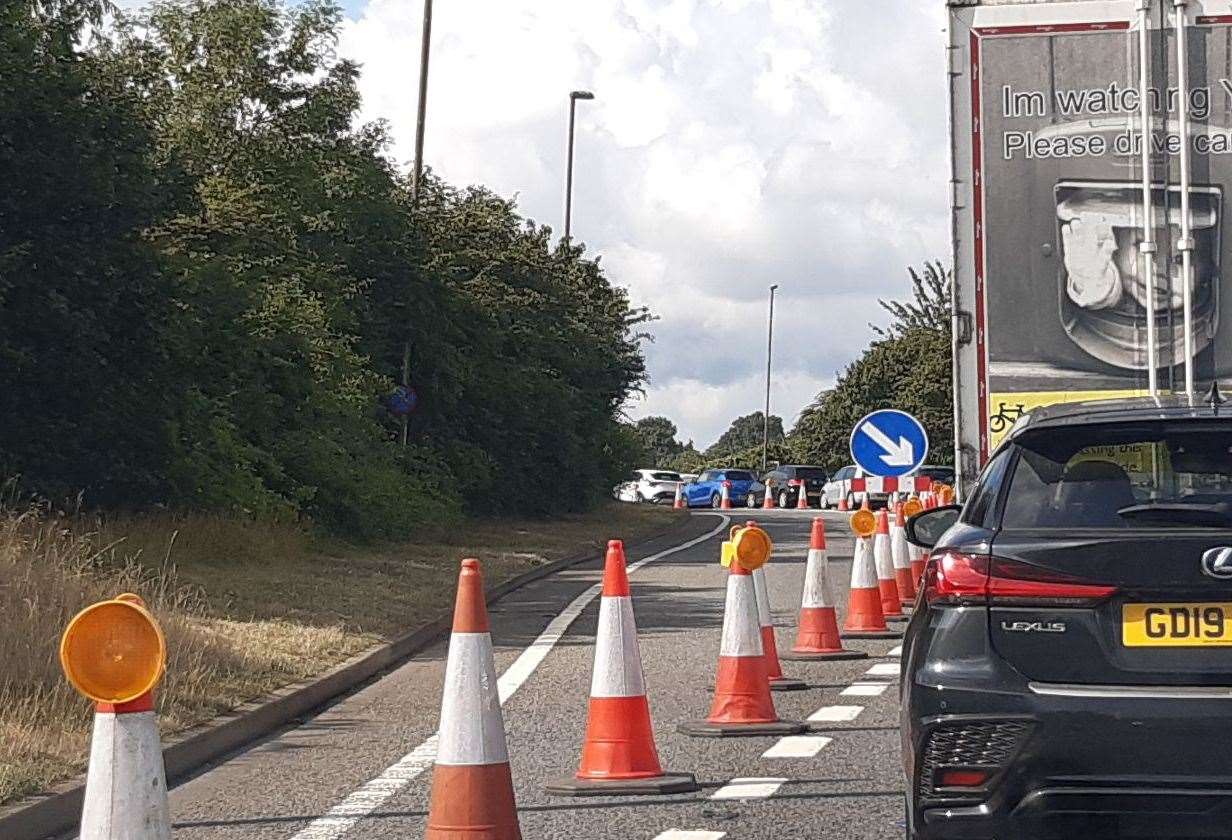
[338,0,949,444]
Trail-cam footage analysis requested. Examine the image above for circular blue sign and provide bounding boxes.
[849,409,929,478]
[386,386,418,417]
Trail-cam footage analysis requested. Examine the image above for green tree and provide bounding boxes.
[706,411,784,459]
[632,416,685,466]
[790,263,953,469]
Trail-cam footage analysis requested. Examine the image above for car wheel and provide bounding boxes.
[710,493,722,509]
[778,490,790,508]
[746,493,758,508]
[819,493,830,510]
[846,492,856,509]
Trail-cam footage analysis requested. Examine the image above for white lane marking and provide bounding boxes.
[287,514,731,840]
[808,704,864,723]
[762,735,832,758]
[887,645,903,657]
[652,832,727,840]
[864,662,901,677]
[840,683,888,697]
[709,777,789,800]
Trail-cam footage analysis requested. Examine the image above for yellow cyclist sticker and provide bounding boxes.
[988,389,1147,450]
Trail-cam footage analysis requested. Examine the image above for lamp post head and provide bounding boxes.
[570,90,596,100]
[770,284,779,292]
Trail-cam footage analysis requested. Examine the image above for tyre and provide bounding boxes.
[746,492,758,508]
[710,493,722,509]
[819,493,831,510]
[778,490,790,508]
[846,492,856,509]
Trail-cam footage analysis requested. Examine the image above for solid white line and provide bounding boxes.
[840,683,888,697]
[652,832,726,840]
[762,735,832,759]
[808,704,864,723]
[286,514,731,840]
[887,645,903,657]
[710,777,789,800]
[865,662,901,677]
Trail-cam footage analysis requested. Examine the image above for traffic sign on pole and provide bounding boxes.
[849,410,929,478]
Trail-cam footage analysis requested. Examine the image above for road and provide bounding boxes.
[162,510,906,840]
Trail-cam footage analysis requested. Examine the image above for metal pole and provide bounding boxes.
[563,91,594,243]
[1174,0,1195,397]
[410,0,433,206]
[762,284,778,472]
[565,97,577,241]
[1138,0,1159,396]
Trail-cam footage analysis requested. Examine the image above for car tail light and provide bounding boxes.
[938,769,990,788]
[924,552,1117,607]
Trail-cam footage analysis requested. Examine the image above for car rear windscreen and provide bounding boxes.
[1001,423,1232,529]
[650,472,681,482]
[724,470,754,482]
[795,468,827,480]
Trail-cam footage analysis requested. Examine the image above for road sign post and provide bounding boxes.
[849,410,929,478]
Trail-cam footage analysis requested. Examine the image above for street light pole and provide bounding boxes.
[564,90,594,242]
[762,284,779,472]
[410,0,434,206]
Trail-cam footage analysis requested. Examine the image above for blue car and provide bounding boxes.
[683,468,756,508]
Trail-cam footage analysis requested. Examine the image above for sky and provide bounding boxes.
[135,0,953,449]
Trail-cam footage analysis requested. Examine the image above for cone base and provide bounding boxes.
[841,627,903,640]
[677,719,806,738]
[885,613,909,623]
[780,648,868,662]
[768,676,809,692]
[545,772,699,797]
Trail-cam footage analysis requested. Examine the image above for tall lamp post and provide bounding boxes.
[564,90,595,242]
[762,284,779,472]
[403,0,433,446]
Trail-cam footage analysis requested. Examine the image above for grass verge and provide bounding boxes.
[0,501,682,805]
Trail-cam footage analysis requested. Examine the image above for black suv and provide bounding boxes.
[902,397,1232,839]
[754,464,828,508]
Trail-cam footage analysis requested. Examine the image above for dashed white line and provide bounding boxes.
[808,704,864,723]
[864,662,901,678]
[286,515,731,840]
[887,645,903,657]
[710,777,789,800]
[762,735,832,758]
[652,832,727,840]
[840,683,888,697]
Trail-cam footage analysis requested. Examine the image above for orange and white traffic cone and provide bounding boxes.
[62,595,171,840]
[842,513,901,640]
[679,556,804,737]
[891,502,917,606]
[874,509,907,621]
[837,495,849,511]
[795,480,810,509]
[548,542,697,796]
[782,518,866,662]
[752,566,807,691]
[426,559,522,840]
[860,494,871,512]
[720,480,733,510]
[673,482,686,509]
[762,483,776,509]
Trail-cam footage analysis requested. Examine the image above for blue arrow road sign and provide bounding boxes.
[849,409,929,478]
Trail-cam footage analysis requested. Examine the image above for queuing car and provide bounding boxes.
[682,468,756,508]
[901,396,1232,840]
[820,465,889,509]
[914,463,956,488]
[612,469,683,504]
[746,465,828,508]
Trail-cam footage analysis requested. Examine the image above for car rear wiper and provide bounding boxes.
[1117,502,1232,527]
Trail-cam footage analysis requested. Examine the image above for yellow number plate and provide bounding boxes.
[1123,603,1232,647]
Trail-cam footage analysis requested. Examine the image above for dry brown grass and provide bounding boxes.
[0,501,680,805]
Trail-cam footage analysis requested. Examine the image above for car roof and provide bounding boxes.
[1007,394,1232,442]
[779,464,825,470]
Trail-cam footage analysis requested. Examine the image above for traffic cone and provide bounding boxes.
[673,482,685,509]
[425,559,522,840]
[837,495,849,511]
[891,503,917,606]
[720,480,733,509]
[795,480,810,509]
[548,542,698,796]
[782,518,866,662]
[762,483,776,509]
[874,509,907,621]
[860,494,871,512]
[842,533,901,639]
[752,566,806,691]
[679,559,804,737]
[72,594,171,840]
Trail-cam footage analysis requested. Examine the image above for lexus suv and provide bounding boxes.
[902,396,1232,839]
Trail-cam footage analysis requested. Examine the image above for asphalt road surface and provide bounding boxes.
[161,509,906,840]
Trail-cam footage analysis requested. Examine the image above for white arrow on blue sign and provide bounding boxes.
[849,409,929,478]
